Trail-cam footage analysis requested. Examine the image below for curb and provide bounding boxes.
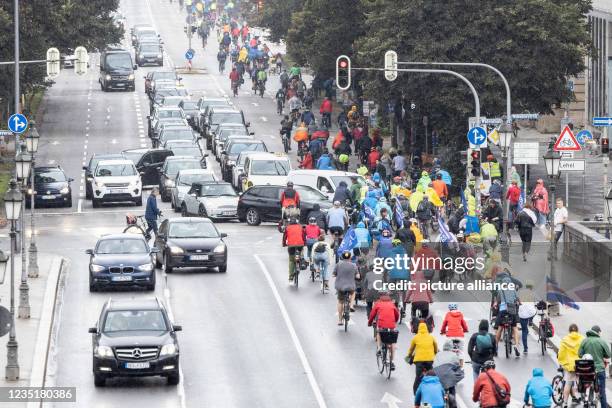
[26,256,68,408]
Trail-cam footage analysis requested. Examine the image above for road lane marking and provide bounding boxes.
[77,199,82,213]
[254,255,327,408]
[260,116,268,122]
[162,282,186,408]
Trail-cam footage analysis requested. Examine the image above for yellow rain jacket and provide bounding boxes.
[410,224,423,244]
[238,48,248,63]
[409,191,424,212]
[480,222,498,240]
[390,184,411,199]
[425,187,443,207]
[558,332,585,372]
[408,322,438,362]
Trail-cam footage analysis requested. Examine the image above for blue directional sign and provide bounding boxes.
[185,49,195,60]
[7,113,28,134]
[575,129,593,146]
[467,126,487,146]
[592,117,612,126]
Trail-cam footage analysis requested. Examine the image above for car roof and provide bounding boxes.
[96,159,136,166]
[35,166,64,172]
[123,148,170,154]
[210,107,240,114]
[289,169,362,177]
[177,168,214,175]
[167,217,213,224]
[107,297,162,311]
[247,152,287,160]
[165,155,199,162]
[92,153,124,159]
[98,233,146,241]
[165,139,197,145]
[199,97,228,103]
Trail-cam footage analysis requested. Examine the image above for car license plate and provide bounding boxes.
[223,211,235,216]
[190,255,208,261]
[125,362,149,369]
[112,275,132,282]
[115,82,124,87]
[109,188,127,194]
[41,195,55,200]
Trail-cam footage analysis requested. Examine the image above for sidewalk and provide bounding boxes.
[0,252,67,407]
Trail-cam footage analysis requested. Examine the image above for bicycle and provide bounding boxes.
[376,329,398,379]
[500,313,513,358]
[281,131,290,153]
[258,81,265,98]
[552,367,580,407]
[291,251,302,288]
[276,97,284,115]
[536,301,551,356]
[340,290,351,332]
[231,80,239,97]
[218,59,226,74]
[124,215,150,240]
[297,140,308,161]
[575,359,599,407]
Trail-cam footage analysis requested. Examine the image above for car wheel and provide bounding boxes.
[89,275,97,292]
[66,196,73,208]
[135,195,143,206]
[94,373,106,387]
[218,264,227,273]
[181,204,188,217]
[161,189,170,202]
[92,198,100,208]
[100,82,105,92]
[85,185,92,199]
[155,252,162,268]
[164,253,173,273]
[147,273,156,291]
[198,205,207,218]
[245,207,261,226]
[167,372,180,385]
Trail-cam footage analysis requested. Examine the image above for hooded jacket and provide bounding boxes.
[375,197,392,218]
[558,331,585,372]
[408,322,438,362]
[316,154,335,170]
[307,204,327,231]
[433,342,464,390]
[579,329,611,373]
[388,245,409,280]
[440,310,468,338]
[523,368,553,408]
[415,375,445,408]
[467,320,497,364]
[332,181,352,204]
[354,222,371,248]
[473,369,511,408]
[368,295,399,329]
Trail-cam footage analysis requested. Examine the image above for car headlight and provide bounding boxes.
[128,74,135,80]
[90,264,105,272]
[95,346,114,358]
[27,188,33,195]
[151,81,155,87]
[213,244,226,254]
[138,263,154,272]
[95,181,104,188]
[186,115,191,119]
[160,343,177,356]
[60,187,70,195]
[139,54,144,59]
[169,246,184,255]
[105,74,111,81]
[165,179,175,187]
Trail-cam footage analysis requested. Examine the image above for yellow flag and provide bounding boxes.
[488,128,500,145]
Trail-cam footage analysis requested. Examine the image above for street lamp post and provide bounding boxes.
[5,179,22,380]
[605,187,612,238]
[25,123,39,278]
[543,149,561,315]
[498,123,513,263]
[15,152,31,319]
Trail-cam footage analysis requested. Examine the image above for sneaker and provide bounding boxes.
[390,362,395,371]
[514,346,520,357]
[523,349,528,355]
[376,350,381,357]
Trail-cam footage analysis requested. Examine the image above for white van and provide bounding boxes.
[288,170,365,200]
[241,152,292,192]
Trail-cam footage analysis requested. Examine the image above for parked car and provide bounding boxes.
[237,184,331,226]
[163,140,203,159]
[25,166,73,208]
[91,159,142,208]
[239,152,291,192]
[181,181,238,220]
[148,106,182,137]
[203,107,249,150]
[159,156,205,202]
[154,217,228,273]
[231,151,260,191]
[211,124,250,157]
[144,70,178,95]
[158,126,197,147]
[170,169,217,212]
[122,148,174,186]
[178,100,199,128]
[88,297,181,386]
[288,170,366,201]
[195,97,230,135]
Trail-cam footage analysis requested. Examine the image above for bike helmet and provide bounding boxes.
[392,239,402,246]
[582,353,594,361]
[341,250,352,260]
[382,229,391,237]
[482,360,496,370]
[448,303,458,311]
[308,217,316,224]
[287,181,293,187]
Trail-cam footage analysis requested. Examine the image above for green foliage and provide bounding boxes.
[257,0,302,43]
[0,0,123,114]
[286,0,365,78]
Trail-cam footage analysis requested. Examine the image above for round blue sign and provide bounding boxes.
[7,113,28,134]
[185,49,195,60]
[575,129,593,146]
[467,126,487,146]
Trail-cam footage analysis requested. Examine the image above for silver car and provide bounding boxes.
[181,182,238,219]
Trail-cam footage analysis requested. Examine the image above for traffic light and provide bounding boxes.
[603,138,610,154]
[74,46,88,76]
[470,150,481,177]
[336,55,351,90]
[46,47,60,79]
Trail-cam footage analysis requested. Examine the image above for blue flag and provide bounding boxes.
[364,205,375,221]
[438,217,456,243]
[460,188,468,210]
[337,226,358,256]
[517,188,525,212]
[394,204,404,228]
[546,276,580,310]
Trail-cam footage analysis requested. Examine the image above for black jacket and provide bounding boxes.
[468,330,498,364]
[482,205,503,232]
[332,182,352,205]
[515,210,535,230]
[307,204,327,232]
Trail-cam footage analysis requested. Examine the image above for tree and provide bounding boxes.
[257,0,302,43]
[287,0,365,78]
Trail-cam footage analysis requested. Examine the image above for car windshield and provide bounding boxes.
[228,142,264,155]
[330,176,366,189]
[220,132,248,142]
[103,310,167,333]
[158,110,181,119]
[168,221,219,238]
[35,169,66,184]
[167,160,200,176]
[96,238,147,254]
[153,72,175,81]
[105,53,132,70]
[212,112,242,125]
[181,101,198,110]
[121,150,144,165]
[200,184,237,197]
[95,164,137,177]
[161,129,193,141]
[296,186,328,201]
[178,173,215,185]
[250,159,290,176]
[172,146,201,157]
[90,155,123,170]
[136,28,156,36]
[161,97,184,106]
[139,44,159,53]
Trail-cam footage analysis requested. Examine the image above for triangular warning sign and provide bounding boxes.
[553,126,581,151]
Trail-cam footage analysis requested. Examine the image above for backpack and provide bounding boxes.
[485,371,511,407]
[314,243,327,253]
[476,333,493,354]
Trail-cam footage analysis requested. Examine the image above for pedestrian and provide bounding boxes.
[557,324,584,407]
[489,178,503,204]
[517,281,537,354]
[531,179,549,225]
[578,325,611,408]
[145,187,162,239]
[472,360,511,408]
[407,322,438,394]
[516,202,536,261]
[392,150,406,177]
[523,368,553,408]
[506,180,521,225]
[467,319,497,380]
[552,198,568,258]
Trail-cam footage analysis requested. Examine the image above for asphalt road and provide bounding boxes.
[28,0,565,407]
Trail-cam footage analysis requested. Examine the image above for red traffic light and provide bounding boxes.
[339,60,348,68]
[470,151,480,160]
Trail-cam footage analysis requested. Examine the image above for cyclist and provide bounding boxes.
[305,217,321,258]
[282,217,305,282]
[280,115,293,150]
[557,323,584,407]
[280,181,301,221]
[416,195,434,239]
[145,187,162,239]
[440,304,468,366]
[256,67,267,91]
[368,290,400,370]
[407,321,438,394]
[433,340,464,406]
[310,234,332,289]
[472,360,511,408]
[275,88,285,113]
[288,94,302,121]
[353,221,372,256]
[414,369,445,408]
[494,268,522,357]
[578,325,611,408]
[217,47,227,73]
[523,368,553,408]
[334,250,359,325]
[327,200,348,241]
[467,319,497,381]
[306,203,327,233]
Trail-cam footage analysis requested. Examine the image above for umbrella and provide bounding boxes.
[437,169,452,186]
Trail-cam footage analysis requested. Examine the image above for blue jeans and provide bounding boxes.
[472,362,482,381]
[520,317,532,352]
[537,212,547,226]
[145,218,157,238]
[313,252,330,280]
[598,371,607,408]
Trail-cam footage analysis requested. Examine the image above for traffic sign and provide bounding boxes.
[560,151,574,159]
[384,50,397,81]
[185,49,195,60]
[592,117,612,126]
[467,127,487,146]
[0,130,11,137]
[575,129,593,146]
[512,113,539,120]
[481,118,503,125]
[553,125,581,151]
[513,142,539,164]
[8,113,28,134]
[559,159,585,172]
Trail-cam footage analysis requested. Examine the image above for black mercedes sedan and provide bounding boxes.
[154,217,227,273]
[26,166,73,208]
[87,234,158,291]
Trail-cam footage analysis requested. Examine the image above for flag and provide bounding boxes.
[337,226,358,256]
[394,204,404,228]
[546,276,580,310]
[438,217,457,243]
[364,205,375,222]
[460,188,468,210]
[517,188,525,212]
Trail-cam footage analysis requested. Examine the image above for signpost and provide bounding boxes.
[559,159,585,172]
[8,114,28,134]
[592,117,612,127]
[513,142,539,164]
[512,113,539,120]
[467,127,487,146]
[185,49,195,60]
[553,125,581,151]
[575,129,593,146]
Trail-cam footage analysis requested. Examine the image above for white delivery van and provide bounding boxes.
[288,169,365,200]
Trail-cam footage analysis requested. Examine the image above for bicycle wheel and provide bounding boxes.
[383,347,391,379]
[377,345,385,374]
[551,375,564,406]
[124,225,146,236]
[343,300,350,332]
[294,266,299,288]
[504,329,511,358]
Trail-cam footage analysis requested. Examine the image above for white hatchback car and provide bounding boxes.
[92,159,142,208]
[170,168,217,212]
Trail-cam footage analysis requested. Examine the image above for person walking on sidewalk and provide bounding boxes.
[557,324,584,407]
[531,179,549,226]
[516,202,536,261]
[145,187,162,239]
[578,325,611,408]
[552,198,568,259]
[506,180,521,225]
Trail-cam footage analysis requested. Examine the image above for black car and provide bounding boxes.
[154,217,227,273]
[178,100,199,129]
[144,71,178,95]
[203,107,249,150]
[159,156,205,202]
[237,184,332,225]
[99,48,137,92]
[83,153,125,199]
[220,139,267,182]
[25,166,73,208]
[86,233,158,291]
[135,42,163,66]
[195,97,230,134]
[88,297,181,386]
[122,148,174,186]
[150,88,189,113]
[158,126,197,147]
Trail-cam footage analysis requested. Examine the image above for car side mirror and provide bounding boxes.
[133,64,138,70]
[67,177,74,182]
[150,247,160,253]
[249,132,255,136]
[88,327,97,334]
[85,249,93,255]
[146,115,150,119]
[220,233,228,238]
[220,150,226,155]
[82,166,88,171]
[172,325,182,332]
